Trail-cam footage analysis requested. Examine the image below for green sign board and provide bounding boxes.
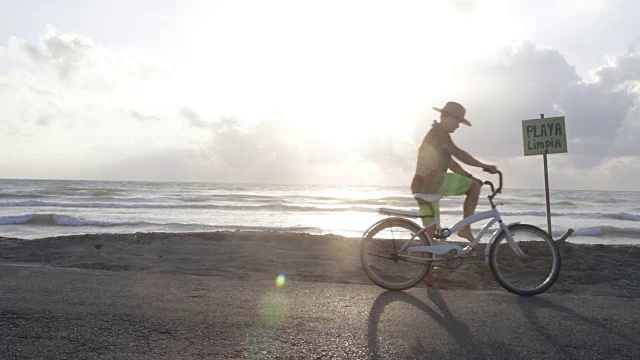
[522,116,567,156]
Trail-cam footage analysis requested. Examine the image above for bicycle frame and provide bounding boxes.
[395,208,522,265]
[382,171,524,264]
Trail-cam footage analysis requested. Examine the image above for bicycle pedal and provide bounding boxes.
[437,257,463,269]
[443,249,459,259]
[468,248,478,257]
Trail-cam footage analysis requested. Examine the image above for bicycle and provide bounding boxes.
[360,171,561,296]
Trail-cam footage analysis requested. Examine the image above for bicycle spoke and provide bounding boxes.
[361,218,432,290]
[489,224,561,296]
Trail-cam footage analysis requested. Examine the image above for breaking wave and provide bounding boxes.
[0,213,323,234]
[0,214,146,226]
[0,200,380,213]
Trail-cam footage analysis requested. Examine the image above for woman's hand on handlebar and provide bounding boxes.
[482,165,498,174]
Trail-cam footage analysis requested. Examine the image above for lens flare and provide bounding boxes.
[259,291,290,326]
[275,273,286,287]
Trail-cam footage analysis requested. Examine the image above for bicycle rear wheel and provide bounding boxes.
[361,218,432,291]
[489,224,561,296]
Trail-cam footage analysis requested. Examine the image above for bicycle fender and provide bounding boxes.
[483,222,520,264]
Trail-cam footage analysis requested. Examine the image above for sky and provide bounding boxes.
[1,0,639,190]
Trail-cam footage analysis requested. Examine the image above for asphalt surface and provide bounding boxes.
[1,263,639,359]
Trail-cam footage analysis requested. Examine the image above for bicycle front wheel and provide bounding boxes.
[489,224,561,296]
[361,218,432,291]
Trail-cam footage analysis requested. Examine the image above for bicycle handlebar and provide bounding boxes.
[483,170,502,202]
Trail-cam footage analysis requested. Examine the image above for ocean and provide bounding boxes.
[0,178,639,245]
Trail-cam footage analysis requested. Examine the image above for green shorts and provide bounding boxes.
[418,173,472,227]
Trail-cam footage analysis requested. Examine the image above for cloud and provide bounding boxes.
[559,83,634,164]
[34,99,63,126]
[207,119,306,183]
[174,107,336,183]
[12,25,100,81]
[596,156,640,189]
[167,116,355,183]
[6,25,170,97]
[557,0,608,15]
[0,70,52,95]
[179,106,210,128]
[360,136,415,174]
[102,148,197,181]
[445,42,639,167]
[169,42,640,187]
[591,53,640,88]
[614,103,640,156]
[629,36,640,54]
[0,118,19,135]
[383,41,640,189]
[2,24,640,189]
[95,118,319,183]
[557,53,640,166]
[0,72,62,127]
[449,0,477,14]
[128,110,161,122]
[425,41,581,160]
[1,27,176,134]
[0,75,15,93]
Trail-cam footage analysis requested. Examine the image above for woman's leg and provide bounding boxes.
[458,180,481,242]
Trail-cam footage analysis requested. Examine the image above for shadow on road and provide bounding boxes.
[366,288,488,359]
[517,296,640,356]
[366,288,640,359]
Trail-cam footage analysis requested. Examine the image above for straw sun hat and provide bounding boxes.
[433,101,472,126]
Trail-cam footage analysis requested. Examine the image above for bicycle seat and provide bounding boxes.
[413,193,443,203]
[379,207,421,218]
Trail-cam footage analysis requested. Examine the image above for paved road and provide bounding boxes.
[1,263,638,359]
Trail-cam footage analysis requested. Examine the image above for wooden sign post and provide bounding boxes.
[521,114,573,242]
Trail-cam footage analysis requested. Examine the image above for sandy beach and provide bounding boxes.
[3,231,640,358]
[1,231,638,297]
